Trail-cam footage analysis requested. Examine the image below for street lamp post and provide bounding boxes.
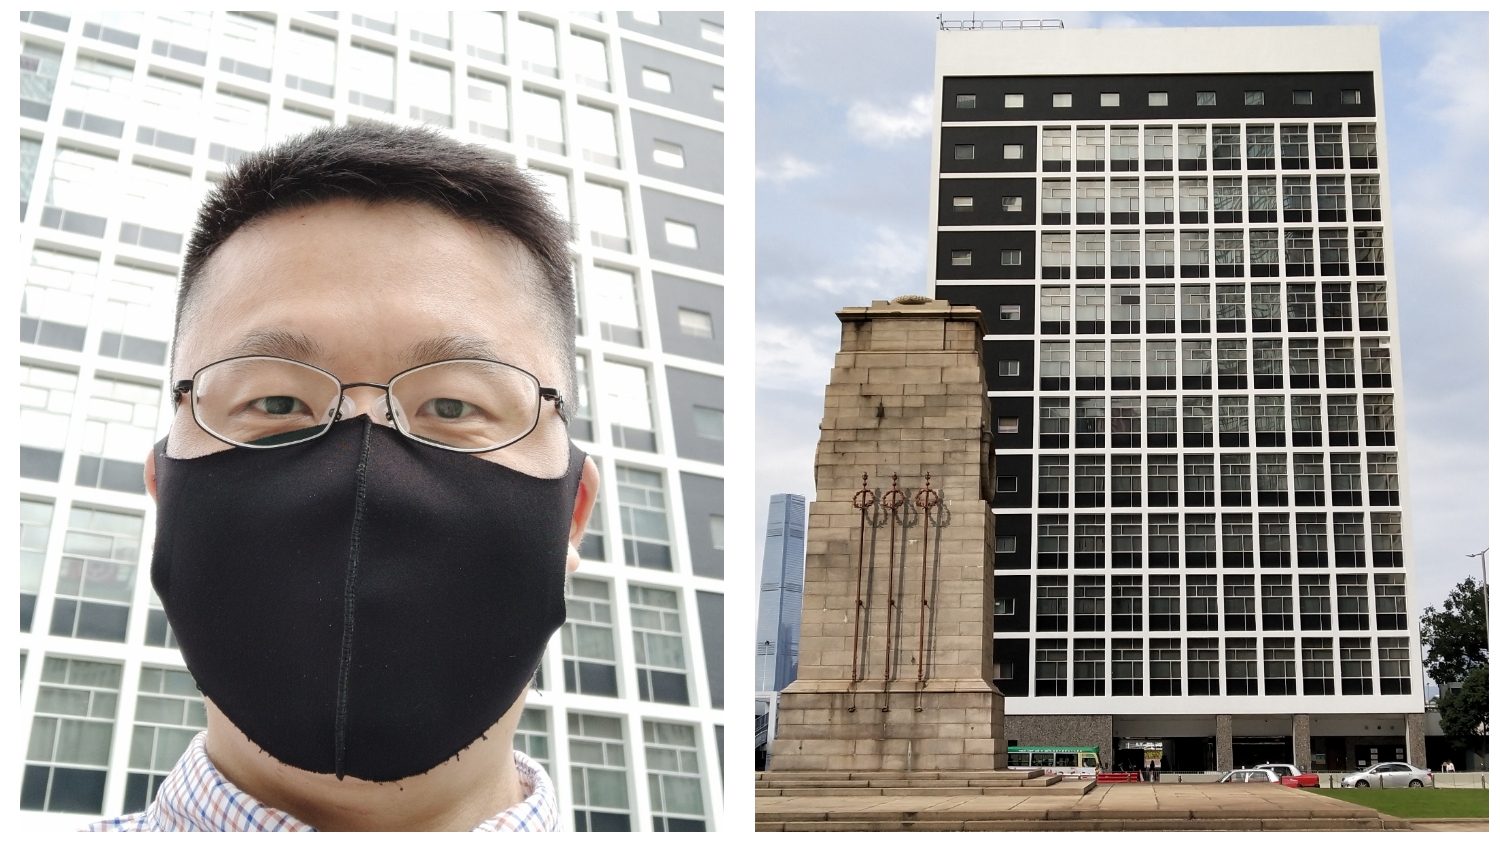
[1465,549,1488,634]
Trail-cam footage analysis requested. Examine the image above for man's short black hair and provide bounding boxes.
[179,122,575,402]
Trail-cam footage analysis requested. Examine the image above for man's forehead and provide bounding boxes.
[177,199,554,374]
[219,329,509,371]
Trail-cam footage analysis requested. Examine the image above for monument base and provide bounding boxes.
[769,679,1005,772]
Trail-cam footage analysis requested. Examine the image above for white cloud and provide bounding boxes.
[756,321,842,392]
[755,154,820,183]
[847,94,932,146]
[798,226,927,298]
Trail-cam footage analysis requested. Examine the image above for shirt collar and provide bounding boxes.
[90,731,558,832]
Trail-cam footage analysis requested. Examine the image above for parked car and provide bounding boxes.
[1216,769,1297,786]
[1255,763,1320,788]
[1340,762,1433,788]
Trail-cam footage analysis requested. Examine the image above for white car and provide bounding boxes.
[1340,762,1434,788]
[1216,768,1286,785]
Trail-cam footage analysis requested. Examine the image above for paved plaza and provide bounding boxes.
[755,781,1489,831]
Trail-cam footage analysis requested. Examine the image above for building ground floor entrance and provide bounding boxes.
[1004,712,1422,773]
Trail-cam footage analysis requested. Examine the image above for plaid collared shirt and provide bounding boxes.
[86,732,557,832]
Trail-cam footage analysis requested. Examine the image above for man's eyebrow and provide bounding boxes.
[402,335,504,367]
[223,329,325,362]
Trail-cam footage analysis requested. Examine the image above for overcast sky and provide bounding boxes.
[755,11,1489,623]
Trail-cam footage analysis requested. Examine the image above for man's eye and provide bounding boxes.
[252,396,306,415]
[427,398,473,419]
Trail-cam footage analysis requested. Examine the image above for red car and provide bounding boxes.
[1256,764,1321,788]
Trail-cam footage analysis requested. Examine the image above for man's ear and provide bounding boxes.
[566,456,600,574]
[144,448,158,501]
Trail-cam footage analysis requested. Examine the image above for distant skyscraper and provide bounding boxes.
[756,494,807,693]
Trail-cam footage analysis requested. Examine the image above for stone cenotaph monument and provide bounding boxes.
[769,297,1004,772]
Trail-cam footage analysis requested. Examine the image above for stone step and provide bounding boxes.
[756,769,1046,782]
[756,816,1407,832]
[762,774,1092,792]
[758,774,1065,788]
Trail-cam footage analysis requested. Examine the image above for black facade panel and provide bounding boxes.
[938,178,1036,225]
[942,72,1377,122]
[939,125,1037,173]
[990,396,1033,449]
[938,283,1035,334]
[937,231,1036,280]
[993,638,1029,696]
[983,339,1034,392]
[994,513,1032,569]
[992,453,1033,508]
[994,574,1031,632]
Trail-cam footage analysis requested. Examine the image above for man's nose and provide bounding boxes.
[337,385,393,424]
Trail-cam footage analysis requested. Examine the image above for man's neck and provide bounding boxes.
[202,701,525,831]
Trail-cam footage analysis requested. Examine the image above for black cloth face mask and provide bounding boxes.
[151,417,585,782]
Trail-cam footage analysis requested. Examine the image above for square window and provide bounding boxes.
[995,661,1015,679]
[999,304,1021,320]
[1000,249,1022,265]
[997,416,1020,434]
[1196,91,1217,106]
[953,195,974,211]
[700,20,724,44]
[951,250,972,266]
[692,405,723,440]
[955,144,976,160]
[996,476,1019,493]
[1005,93,1024,108]
[1003,144,1023,159]
[995,598,1016,615]
[1244,90,1265,106]
[663,220,698,249]
[641,67,672,93]
[996,535,1019,552]
[1001,196,1022,212]
[957,93,976,109]
[1053,93,1072,108]
[712,86,723,102]
[1100,92,1120,107]
[998,359,1020,376]
[677,307,713,339]
[1341,89,1361,105]
[651,140,685,168]
[1293,90,1313,105]
[1148,91,1168,107]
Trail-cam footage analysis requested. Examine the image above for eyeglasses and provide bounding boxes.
[172,356,568,453]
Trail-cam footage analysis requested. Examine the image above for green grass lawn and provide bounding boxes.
[1310,787,1489,818]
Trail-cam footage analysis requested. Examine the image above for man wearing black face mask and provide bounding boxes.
[88,123,600,832]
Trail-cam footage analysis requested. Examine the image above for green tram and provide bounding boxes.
[1005,746,1102,778]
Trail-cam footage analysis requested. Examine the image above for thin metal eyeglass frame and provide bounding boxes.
[170,355,568,453]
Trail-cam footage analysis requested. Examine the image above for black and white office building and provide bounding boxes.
[927,24,1424,773]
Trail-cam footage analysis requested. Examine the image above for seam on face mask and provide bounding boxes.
[333,417,374,780]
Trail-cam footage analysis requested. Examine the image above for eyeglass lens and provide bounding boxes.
[190,357,542,451]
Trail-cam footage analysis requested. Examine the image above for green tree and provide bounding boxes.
[1419,577,1488,686]
[1436,665,1489,757]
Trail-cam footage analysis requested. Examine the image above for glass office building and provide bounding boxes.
[929,24,1424,774]
[19,10,724,831]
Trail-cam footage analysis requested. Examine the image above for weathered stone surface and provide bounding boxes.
[770,299,1003,772]
[1404,711,1427,769]
[1292,713,1312,770]
[1215,715,1234,772]
[1001,715,1115,771]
